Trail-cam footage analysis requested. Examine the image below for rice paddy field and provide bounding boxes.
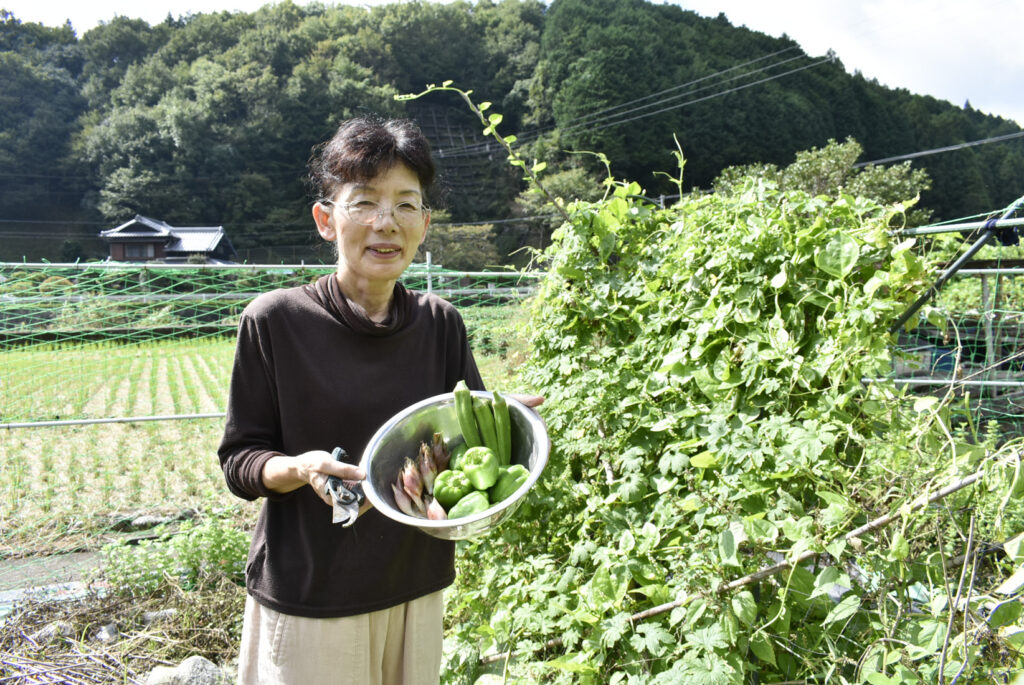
[0,306,526,567]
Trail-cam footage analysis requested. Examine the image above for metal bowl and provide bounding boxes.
[360,391,549,540]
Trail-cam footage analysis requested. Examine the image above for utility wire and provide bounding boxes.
[437,45,807,158]
[561,55,832,138]
[853,129,1024,167]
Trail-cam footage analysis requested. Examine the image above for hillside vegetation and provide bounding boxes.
[2,0,1023,263]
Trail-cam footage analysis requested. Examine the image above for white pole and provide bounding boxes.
[426,251,433,294]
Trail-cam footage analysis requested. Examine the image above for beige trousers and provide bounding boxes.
[236,591,444,685]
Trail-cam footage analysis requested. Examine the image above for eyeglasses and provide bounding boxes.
[323,199,430,228]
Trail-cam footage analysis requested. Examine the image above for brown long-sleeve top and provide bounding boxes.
[218,274,484,618]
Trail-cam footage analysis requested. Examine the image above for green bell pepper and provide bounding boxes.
[448,442,469,471]
[488,463,530,504]
[459,446,500,490]
[433,469,474,509]
[447,490,491,519]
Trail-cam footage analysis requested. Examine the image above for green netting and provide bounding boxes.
[0,262,541,425]
[893,235,1024,441]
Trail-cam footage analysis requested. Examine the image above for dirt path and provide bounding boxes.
[0,552,100,593]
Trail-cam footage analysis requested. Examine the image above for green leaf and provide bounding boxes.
[599,612,631,648]
[630,623,674,657]
[770,265,787,289]
[653,475,678,493]
[750,632,776,666]
[590,564,629,609]
[815,232,860,278]
[995,565,1024,595]
[823,594,860,626]
[618,529,636,553]
[825,537,847,560]
[690,451,719,469]
[546,653,600,675]
[988,599,1023,629]
[731,590,757,627]
[719,529,740,567]
[686,624,729,653]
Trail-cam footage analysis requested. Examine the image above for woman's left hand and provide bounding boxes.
[510,394,544,409]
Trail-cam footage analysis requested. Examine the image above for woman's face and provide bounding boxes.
[314,162,430,289]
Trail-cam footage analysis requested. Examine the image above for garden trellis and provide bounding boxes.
[0,261,541,428]
[888,196,1024,441]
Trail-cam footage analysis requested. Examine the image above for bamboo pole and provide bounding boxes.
[481,465,991,665]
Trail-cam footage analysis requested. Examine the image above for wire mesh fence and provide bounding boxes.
[0,261,541,427]
[891,214,1024,443]
[0,260,541,634]
[4,250,1024,681]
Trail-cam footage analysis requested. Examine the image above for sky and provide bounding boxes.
[4,0,1023,127]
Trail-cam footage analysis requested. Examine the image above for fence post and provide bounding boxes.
[426,251,433,294]
[983,274,996,371]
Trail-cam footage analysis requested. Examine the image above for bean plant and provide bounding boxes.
[418,86,1024,683]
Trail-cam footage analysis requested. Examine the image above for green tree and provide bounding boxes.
[715,137,933,224]
[419,221,501,271]
[78,16,169,109]
[0,51,84,215]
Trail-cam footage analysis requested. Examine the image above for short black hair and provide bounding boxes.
[308,116,436,204]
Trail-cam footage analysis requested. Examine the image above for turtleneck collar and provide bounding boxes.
[305,273,411,336]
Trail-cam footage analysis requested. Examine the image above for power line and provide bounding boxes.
[853,130,1024,167]
[436,45,809,158]
[561,55,833,138]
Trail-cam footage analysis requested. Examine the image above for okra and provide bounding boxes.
[491,390,511,466]
[454,380,483,448]
[473,396,500,456]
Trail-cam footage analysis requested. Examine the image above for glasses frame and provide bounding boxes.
[322,199,431,228]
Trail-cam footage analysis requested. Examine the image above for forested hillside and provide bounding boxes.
[2,0,1022,263]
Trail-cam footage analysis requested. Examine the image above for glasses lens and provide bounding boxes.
[345,201,427,226]
[346,201,378,224]
[394,203,426,223]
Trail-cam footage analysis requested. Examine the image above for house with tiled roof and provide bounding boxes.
[99,215,237,264]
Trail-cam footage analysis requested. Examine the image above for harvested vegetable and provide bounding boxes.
[449,442,469,471]
[473,396,500,457]
[417,441,438,495]
[447,490,490,519]
[434,469,474,509]
[459,446,500,490]
[454,380,483,447]
[489,463,529,504]
[491,390,512,466]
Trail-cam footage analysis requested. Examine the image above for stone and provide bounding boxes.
[29,620,73,644]
[94,622,119,643]
[144,655,232,685]
[145,665,178,685]
[176,656,230,684]
[142,608,179,626]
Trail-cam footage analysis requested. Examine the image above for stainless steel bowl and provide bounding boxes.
[360,391,549,540]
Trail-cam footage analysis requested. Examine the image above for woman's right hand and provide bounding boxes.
[262,450,366,507]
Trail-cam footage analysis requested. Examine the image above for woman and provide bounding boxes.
[219,115,540,684]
